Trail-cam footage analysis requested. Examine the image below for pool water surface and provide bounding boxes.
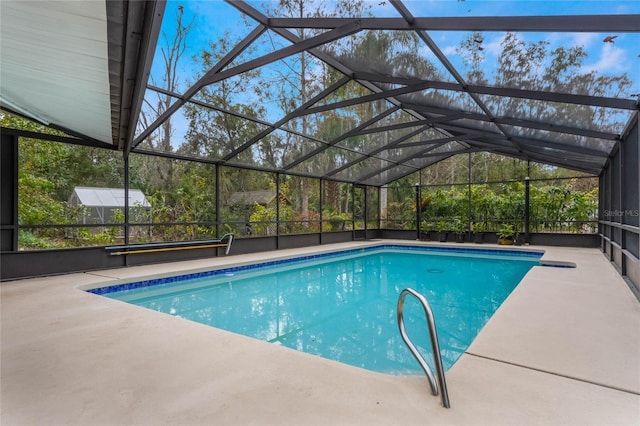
[94,246,540,374]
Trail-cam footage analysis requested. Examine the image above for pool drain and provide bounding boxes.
[427,268,444,273]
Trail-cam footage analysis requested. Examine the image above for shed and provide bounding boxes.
[69,187,150,224]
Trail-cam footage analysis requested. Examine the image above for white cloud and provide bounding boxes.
[440,45,459,56]
[613,2,638,13]
[546,32,599,49]
[569,33,599,49]
[545,33,604,50]
[582,44,627,74]
[484,33,509,57]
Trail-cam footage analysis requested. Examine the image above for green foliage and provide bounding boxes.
[436,221,449,232]
[452,218,466,234]
[18,230,58,249]
[385,163,598,234]
[18,172,67,225]
[425,188,468,221]
[498,223,515,239]
[471,221,485,233]
[249,202,277,236]
[323,209,351,231]
[8,13,621,249]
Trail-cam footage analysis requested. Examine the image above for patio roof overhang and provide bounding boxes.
[0,0,163,149]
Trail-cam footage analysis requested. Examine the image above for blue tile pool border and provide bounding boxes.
[87,244,543,296]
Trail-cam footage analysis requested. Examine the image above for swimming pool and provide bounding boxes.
[89,245,542,375]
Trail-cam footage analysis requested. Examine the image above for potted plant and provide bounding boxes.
[453,218,466,243]
[472,221,484,244]
[419,220,433,240]
[429,220,440,241]
[436,220,449,242]
[497,223,515,245]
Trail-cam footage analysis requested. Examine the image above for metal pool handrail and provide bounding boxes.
[397,288,450,408]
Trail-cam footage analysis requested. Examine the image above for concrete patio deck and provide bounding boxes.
[1,242,639,425]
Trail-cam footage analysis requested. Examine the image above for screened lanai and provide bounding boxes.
[1,0,639,288]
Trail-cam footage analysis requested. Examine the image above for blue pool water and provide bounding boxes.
[93,245,541,375]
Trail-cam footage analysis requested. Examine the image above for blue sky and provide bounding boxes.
[152,0,639,93]
[145,0,639,144]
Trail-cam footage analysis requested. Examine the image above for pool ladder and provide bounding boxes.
[397,288,450,408]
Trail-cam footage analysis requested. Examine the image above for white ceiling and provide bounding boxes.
[0,1,112,143]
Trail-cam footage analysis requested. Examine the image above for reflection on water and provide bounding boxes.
[109,250,536,374]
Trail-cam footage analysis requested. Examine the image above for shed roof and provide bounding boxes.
[71,187,150,209]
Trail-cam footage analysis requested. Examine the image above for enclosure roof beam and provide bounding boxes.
[198,21,363,87]
[390,0,527,157]
[147,85,406,167]
[324,125,432,178]
[349,161,416,185]
[135,20,371,148]
[397,121,610,163]
[229,0,468,175]
[353,140,471,184]
[226,0,438,127]
[516,150,603,173]
[290,81,446,118]
[435,123,612,158]
[402,103,620,141]
[282,107,399,170]
[133,24,267,148]
[282,71,619,164]
[397,133,497,149]
[267,15,640,32]
[146,84,329,147]
[351,114,468,136]
[373,153,463,185]
[366,126,434,157]
[147,85,273,128]
[502,135,606,159]
[418,147,488,158]
[457,141,601,174]
[222,76,352,161]
[437,139,603,175]
[354,136,508,184]
[131,147,360,184]
[351,73,638,111]
[465,84,638,111]
[324,127,475,183]
[506,136,611,159]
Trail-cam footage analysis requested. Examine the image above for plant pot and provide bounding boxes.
[473,232,483,244]
[498,237,513,245]
[438,231,448,242]
[455,232,465,243]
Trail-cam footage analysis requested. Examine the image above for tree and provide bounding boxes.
[137,5,195,190]
[260,0,371,219]
[458,31,632,150]
[1,112,129,247]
